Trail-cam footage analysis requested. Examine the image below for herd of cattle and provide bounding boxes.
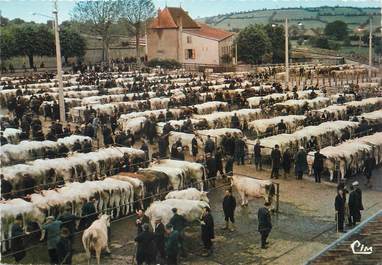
[0,64,381,259]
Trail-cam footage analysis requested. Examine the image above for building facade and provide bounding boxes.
[147,7,235,65]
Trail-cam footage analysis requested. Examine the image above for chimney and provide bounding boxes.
[157,8,161,26]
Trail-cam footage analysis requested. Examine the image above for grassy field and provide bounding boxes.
[199,6,381,33]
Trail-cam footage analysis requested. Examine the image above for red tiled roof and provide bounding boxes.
[150,7,200,29]
[183,23,234,41]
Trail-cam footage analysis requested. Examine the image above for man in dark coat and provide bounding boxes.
[1,174,13,199]
[135,223,155,265]
[294,147,307,180]
[234,137,246,165]
[270,145,281,179]
[201,207,214,256]
[230,113,240,129]
[136,209,150,234]
[313,150,326,183]
[215,147,224,176]
[205,153,217,189]
[80,197,97,230]
[191,137,198,159]
[11,215,26,262]
[22,174,36,197]
[224,155,234,178]
[58,207,78,242]
[165,224,179,265]
[282,148,292,178]
[277,119,287,133]
[102,125,114,146]
[335,189,346,232]
[253,140,263,170]
[258,202,272,249]
[222,189,236,231]
[225,134,235,156]
[348,181,364,226]
[170,208,187,257]
[158,135,168,158]
[56,227,72,264]
[204,135,215,154]
[364,153,375,186]
[154,218,166,263]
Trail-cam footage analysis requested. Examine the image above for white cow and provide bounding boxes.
[230,175,275,206]
[145,199,209,230]
[82,214,111,265]
[165,188,209,203]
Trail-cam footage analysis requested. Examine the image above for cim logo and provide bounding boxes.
[350,240,373,255]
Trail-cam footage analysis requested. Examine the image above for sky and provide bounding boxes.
[0,0,380,23]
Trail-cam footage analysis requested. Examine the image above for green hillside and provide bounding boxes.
[199,6,380,34]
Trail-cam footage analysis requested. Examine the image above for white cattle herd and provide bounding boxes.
[0,64,381,262]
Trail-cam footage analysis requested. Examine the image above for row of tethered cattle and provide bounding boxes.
[0,64,381,254]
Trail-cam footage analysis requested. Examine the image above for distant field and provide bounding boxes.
[199,6,381,33]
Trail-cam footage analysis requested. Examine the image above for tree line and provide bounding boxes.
[0,0,156,67]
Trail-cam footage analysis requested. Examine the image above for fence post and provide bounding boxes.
[276,183,280,213]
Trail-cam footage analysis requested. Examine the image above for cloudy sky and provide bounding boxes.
[1,0,380,23]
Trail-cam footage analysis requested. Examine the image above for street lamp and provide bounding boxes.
[52,0,65,123]
[368,17,373,79]
[32,4,65,123]
[285,18,289,88]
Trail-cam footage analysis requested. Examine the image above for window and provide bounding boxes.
[185,49,196,60]
[187,36,192,44]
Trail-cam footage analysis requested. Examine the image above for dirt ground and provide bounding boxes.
[2,158,381,265]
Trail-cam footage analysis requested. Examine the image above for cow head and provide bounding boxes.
[264,183,276,204]
[99,214,111,227]
[200,191,210,203]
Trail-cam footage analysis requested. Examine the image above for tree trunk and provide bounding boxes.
[102,36,109,63]
[135,24,141,65]
[28,55,34,69]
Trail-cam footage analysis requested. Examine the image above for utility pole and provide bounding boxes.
[368,17,373,80]
[285,18,289,88]
[53,0,65,123]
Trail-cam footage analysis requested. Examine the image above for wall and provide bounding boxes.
[218,36,235,64]
[147,28,179,61]
[181,33,219,65]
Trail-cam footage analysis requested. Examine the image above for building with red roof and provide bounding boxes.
[147,7,235,65]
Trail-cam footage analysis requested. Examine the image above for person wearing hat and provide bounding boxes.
[80,197,97,230]
[204,135,215,154]
[56,227,72,264]
[165,224,179,265]
[174,146,185,161]
[135,223,155,265]
[257,202,272,249]
[222,189,236,231]
[169,208,187,257]
[270,145,281,179]
[348,181,364,226]
[313,149,326,183]
[294,146,308,180]
[205,152,217,189]
[11,214,27,262]
[335,188,346,233]
[41,216,62,264]
[154,217,166,263]
[58,206,79,242]
[200,206,214,256]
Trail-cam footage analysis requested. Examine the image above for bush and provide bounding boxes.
[146,58,181,69]
[313,36,330,49]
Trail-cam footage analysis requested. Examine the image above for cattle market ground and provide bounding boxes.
[2,161,381,265]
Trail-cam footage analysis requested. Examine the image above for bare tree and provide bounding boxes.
[119,0,155,64]
[72,0,120,62]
